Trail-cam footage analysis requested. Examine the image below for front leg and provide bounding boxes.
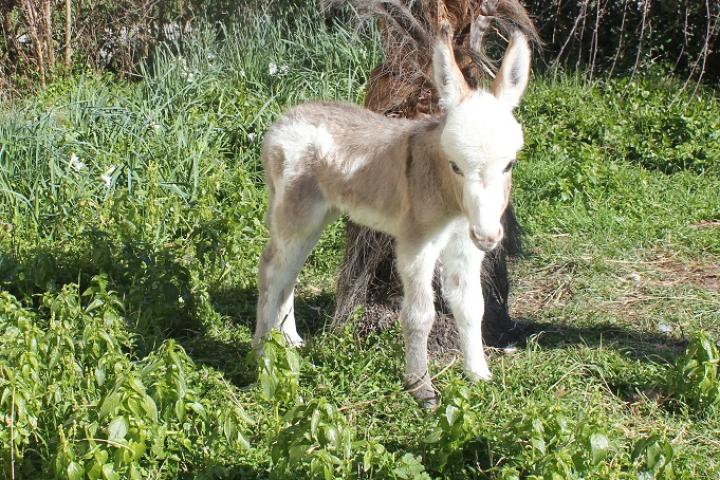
[396,237,443,408]
[440,223,491,381]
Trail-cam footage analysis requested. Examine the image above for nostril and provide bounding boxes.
[469,226,503,251]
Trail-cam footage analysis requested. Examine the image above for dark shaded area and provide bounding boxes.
[209,283,337,341]
[520,319,687,358]
[516,317,688,407]
[478,204,525,346]
[524,0,720,82]
[0,234,345,390]
[0,233,260,386]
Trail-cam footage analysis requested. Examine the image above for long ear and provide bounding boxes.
[491,31,531,109]
[432,20,470,110]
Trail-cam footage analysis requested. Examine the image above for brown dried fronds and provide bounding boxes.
[321,0,540,83]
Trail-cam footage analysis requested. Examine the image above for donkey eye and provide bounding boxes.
[503,160,516,173]
[450,162,463,176]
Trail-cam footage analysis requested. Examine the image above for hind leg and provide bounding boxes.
[256,178,336,347]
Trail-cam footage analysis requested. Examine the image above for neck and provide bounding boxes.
[407,119,465,221]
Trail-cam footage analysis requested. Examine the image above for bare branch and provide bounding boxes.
[64,0,72,68]
[625,0,651,90]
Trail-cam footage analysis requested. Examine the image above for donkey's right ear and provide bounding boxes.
[432,22,470,110]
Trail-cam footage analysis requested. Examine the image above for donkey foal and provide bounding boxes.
[255,21,531,406]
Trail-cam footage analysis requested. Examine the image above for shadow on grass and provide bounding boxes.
[505,316,687,403]
[0,232,340,389]
[208,282,337,339]
[517,317,688,361]
[0,231,260,386]
[0,232,688,396]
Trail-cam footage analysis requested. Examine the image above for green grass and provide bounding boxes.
[1,4,719,479]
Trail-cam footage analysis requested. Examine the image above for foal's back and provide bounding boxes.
[262,102,428,233]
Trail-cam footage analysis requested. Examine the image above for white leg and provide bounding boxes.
[256,183,336,347]
[256,236,318,346]
[440,221,491,381]
[396,237,443,406]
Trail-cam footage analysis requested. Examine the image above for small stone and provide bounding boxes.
[656,322,672,334]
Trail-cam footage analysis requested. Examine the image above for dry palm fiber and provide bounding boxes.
[325,0,536,352]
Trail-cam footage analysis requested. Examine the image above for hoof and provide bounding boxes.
[404,374,438,409]
[465,367,492,382]
[419,396,440,410]
[283,331,305,348]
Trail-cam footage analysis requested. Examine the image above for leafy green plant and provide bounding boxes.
[499,412,612,479]
[362,445,431,480]
[669,331,720,412]
[270,397,433,480]
[270,398,356,479]
[424,386,486,472]
[425,386,619,479]
[0,278,251,479]
[257,330,303,406]
[631,434,677,480]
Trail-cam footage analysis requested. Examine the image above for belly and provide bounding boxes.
[345,205,398,237]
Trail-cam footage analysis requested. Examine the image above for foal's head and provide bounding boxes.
[433,22,530,252]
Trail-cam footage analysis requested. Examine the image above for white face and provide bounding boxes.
[440,92,524,252]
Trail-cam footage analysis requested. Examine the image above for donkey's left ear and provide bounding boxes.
[491,32,531,109]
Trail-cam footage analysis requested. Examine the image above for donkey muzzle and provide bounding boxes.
[469,225,503,252]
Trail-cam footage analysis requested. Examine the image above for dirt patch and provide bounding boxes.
[647,257,720,291]
[597,254,720,292]
[510,252,719,322]
[511,260,579,318]
[690,220,720,229]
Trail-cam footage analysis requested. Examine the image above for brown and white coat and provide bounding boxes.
[255,18,531,406]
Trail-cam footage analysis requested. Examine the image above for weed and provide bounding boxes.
[669,331,720,412]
